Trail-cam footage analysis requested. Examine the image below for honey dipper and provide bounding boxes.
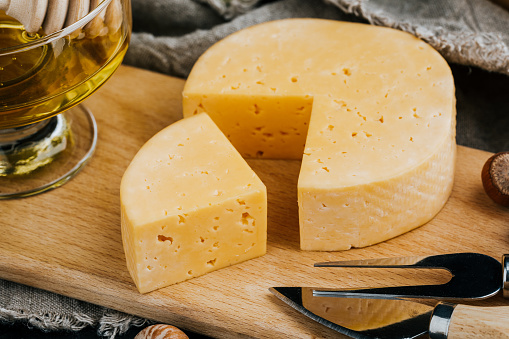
[0,0,105,35]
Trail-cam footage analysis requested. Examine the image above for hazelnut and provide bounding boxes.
[481,152,509,207]
[134,324,189,339]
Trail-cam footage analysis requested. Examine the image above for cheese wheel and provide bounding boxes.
[183,19,456,251]
[120,113,267,293]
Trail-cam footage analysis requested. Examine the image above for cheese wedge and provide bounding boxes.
[183,19,456,250]
[120,113,267,293]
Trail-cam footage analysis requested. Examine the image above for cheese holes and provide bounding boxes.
[158,235,173,244]
[207,258,217,267]
[242,212,254,226]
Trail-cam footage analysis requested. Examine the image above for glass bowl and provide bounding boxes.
[0,0,132,198]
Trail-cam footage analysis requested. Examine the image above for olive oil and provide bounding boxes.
[0,9,129,128]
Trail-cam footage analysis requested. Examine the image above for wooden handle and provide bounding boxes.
[447,304,509,338]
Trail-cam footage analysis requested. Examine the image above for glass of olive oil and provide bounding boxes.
[0,0,131,198]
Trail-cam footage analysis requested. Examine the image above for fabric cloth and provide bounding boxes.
[1,0,508,338]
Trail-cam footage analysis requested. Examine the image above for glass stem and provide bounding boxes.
[0,116,70,176]
[0,119,52,146]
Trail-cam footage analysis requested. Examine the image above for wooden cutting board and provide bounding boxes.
[2,65,509,339]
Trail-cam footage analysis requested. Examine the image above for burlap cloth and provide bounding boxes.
[1,0,508,337]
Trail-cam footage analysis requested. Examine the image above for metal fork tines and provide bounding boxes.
[313,253,504,301]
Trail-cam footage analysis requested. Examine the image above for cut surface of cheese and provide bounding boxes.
[183,19,456,250]
[301,288,432,331]
[120,113,267,293]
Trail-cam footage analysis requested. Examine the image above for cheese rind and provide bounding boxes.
[120,113,267,293]
[298,123,456,250]
[183,19,456,250]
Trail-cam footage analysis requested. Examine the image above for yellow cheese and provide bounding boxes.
[120,113,267,293]
[301,288,432,331]
[183,19,456,251]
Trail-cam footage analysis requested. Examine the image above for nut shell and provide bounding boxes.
[134,324,189,339]
[482,152,509,207]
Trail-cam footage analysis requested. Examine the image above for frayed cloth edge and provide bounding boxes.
[98,310,151,339]
[0,307,95,332]
[0,307,149,339]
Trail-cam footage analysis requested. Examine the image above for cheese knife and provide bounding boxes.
[269,286,509,339]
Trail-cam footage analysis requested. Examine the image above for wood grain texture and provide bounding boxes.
[448,304,509,339]
[2,65,509,339]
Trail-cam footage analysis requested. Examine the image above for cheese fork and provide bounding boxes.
[313,252,509,301]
